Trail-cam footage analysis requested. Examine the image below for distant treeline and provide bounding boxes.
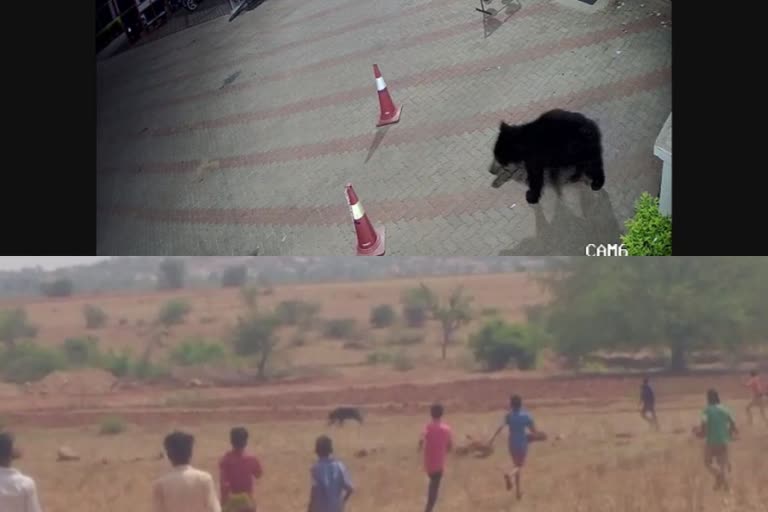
[0,257,570,298]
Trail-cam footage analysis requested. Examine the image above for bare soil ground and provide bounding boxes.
[8,387,767,512]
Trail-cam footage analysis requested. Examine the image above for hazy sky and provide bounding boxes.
[0,257,112,271]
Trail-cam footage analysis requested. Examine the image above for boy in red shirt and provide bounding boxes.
[418,403,453,512]
[219,427,263,512]
[744,370,767,426]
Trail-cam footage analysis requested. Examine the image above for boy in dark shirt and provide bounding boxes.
[640,377,659,431]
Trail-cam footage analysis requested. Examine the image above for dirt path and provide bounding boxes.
[2,372,745,428]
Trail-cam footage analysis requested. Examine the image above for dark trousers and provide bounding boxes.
[425,471,443,512]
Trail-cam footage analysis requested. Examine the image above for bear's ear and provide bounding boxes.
[499,121,510,131]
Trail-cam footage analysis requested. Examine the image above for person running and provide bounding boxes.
[0,432,43,512]
[487,395,539,501]
[219,427,263,512]
[744,370,767,426]
[640,377,660,431]
[307,435,353,512]
[417,403,453,512]
[700,389,738,491]
[153,431,221,512]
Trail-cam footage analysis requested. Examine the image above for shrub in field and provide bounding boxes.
[387,330,425,346]
[0,342,67,383]
[62,337,101,367]
[370,304,396,328]
[99,416,126,435]
[400,286,434,328]
[323,319,358,340]
[169,338,225,366]
[40,278,74,298]
[232,313,280,379]
[240,285,260,309]
[0,308,38,349]
[620,192,672,256]
[83,304,108,329]
[157,259,185,290]
[392,352,414,372]
[275,300,320,328]
[469,320,539,371]
[366,351,393,365]
[221,265,248,287]
[157,299,191,327]
[133,359,170,380]
[481,307,500,317]
[101,349,133,378]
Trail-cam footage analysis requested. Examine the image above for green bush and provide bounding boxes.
[0,342,67,383]
[469,320,539,371]
[99,416,126,435]
[481,307,500,317]
[402,307,427,328]
[621,192,672,256]
[400,286,435,328]
[157,259,185,290]
[323,319,358,340]
[169,338,225,366]
[370,304,396,328]
[0,308,38,347]
[392,351,414,372]
[101,349,133,378]
[232,313,280,379]
[157,299,191,327]
[62,337,101,366]
[366,351,393,365]
[221,265,248,287]
[133,359,170,380]
[83,305,108,329]
[387,330,425,346]
[275,300,320,327]
[40,278,74,298]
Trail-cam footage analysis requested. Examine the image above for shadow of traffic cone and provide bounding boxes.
[345,183,386,256]
[373,64,402,127]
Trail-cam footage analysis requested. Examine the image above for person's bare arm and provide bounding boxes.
[488,423,505,446]
[729,415,739,437]
[25,480,43,512]
[447,431,453,453]
[251,457,263,479]
[152,483,165,512]
[205,474,222,512]
[340,462,354,503]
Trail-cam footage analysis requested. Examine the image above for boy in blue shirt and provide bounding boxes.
[487,395,539,500]
[307,436,354,512]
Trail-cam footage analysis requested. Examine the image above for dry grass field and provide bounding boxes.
[0,272,544,360]
[9,392,767,512]
[3,273,767,511]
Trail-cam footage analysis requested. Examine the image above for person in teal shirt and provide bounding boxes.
[700,389,738,491]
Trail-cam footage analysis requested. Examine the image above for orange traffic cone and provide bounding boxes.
[345,183,386,256]
[373,64,402,127]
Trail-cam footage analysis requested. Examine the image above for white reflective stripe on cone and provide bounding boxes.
[375,77,387,91]
[350,202,365,220]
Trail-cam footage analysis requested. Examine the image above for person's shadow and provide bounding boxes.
[499,187,623,255]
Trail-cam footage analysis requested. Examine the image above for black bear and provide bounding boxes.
[489,109,605,204]
[328,406,364,426]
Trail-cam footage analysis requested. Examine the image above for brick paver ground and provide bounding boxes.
[96,0,672,255]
